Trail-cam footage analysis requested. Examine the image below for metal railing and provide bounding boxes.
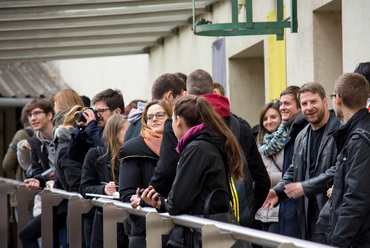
[0,177,333,248]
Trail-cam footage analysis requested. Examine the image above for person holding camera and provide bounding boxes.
[67,88,125,163]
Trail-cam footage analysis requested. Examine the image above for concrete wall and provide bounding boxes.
[148,0,370,126]
[55,54,151,106]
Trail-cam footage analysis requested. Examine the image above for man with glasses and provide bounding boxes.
[68,88,124,163]
[19,97,60,247]
[329,73,370,247]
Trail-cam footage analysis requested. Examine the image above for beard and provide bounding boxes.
[304,106,326,125]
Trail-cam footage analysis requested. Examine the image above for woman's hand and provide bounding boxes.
[140,185,161,209]
[130,188,141,209]
[104,181,117,196]
[24,178,40,191]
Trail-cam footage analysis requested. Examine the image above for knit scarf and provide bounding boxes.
[258,123,287,156]
[141,128,163,156]
[176,123,206,154]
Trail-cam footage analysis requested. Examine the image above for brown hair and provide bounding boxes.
[256,101,281,145]
[26,97,54,117]
[54,89,84,112]
[280,85,301,108]
[186,69,214,96]
[140,100,172,135]
[173,95,243,181]
[103,115,128,183]
[297,82,326,103]
[334,73,369,109]
[151,73,185,101]
[213,82,225,96]
[92,88,125,113]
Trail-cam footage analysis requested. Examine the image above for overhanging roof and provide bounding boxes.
[0,0,220,62]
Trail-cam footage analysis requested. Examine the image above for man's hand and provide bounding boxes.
[21,140,31,150]
[284,182,305,199]
[24,178,40,191]
[262,189,279,209]
[83,109,97,126]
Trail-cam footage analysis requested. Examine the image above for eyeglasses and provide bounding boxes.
[330,93,340,100]
[95,108,112,115]
[27,111,45,119]
[145,111,167,122]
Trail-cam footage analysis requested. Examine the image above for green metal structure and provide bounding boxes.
[193,0,297,40]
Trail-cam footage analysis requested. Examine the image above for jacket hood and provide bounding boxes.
[199,94,230,118]
[187,129,227,158]
[128,101,147,124]
[56,127,73,143]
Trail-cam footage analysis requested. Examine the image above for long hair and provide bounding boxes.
[256,101,281,145]
[140,100,172,136]
[54,89,84,111]
[62,105,83,128]
[103,115,128,183]
[173,95,243,181]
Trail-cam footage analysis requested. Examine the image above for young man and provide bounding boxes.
[329,73,370,247]
[68,88,124,163]
[264,82,341,243]
[278,86,308,238]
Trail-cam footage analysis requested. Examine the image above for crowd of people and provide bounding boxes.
[2,62,370,248]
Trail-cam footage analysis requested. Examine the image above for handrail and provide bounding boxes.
[0,177,333,248]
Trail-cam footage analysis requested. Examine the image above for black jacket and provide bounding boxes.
[79,146,117,198]
[68,120,104,164]
[118,135,159,237]
[330,109,370,247]
[274,111,340,239]
[27,133,57,188]
[159,129,230,216]
[54,127,83,192]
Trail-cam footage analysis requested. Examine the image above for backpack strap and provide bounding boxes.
[229,114,240,141]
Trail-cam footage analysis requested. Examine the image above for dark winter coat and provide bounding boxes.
[330,109,370,247]
[119,135,159,237]
[68,120,104,164]
[274,111,340,239]
[278,112,308,238]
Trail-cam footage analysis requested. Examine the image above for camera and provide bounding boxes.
[74,107,98,123]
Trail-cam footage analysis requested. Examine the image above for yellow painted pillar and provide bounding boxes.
[267,8,287,102]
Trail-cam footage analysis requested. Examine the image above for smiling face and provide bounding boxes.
[300,91,328,129]
[146,104,168,134]
[262,108,281,133]
[28,107,53,131]
[279,94,301,121]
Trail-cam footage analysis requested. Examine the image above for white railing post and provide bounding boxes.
[146,211,175,248]
[202,224,238,248]
[103,202,129,248]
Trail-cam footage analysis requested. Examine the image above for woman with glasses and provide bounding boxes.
[254,101,287,237]
[119,100,172,248]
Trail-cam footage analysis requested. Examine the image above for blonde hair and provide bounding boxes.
[61,105,83,128]
[103,115,128,183]
[54,89,84,111]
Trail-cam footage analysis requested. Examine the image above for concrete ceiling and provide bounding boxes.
[0,0,220,63]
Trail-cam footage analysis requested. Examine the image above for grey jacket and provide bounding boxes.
[273,111,340,239]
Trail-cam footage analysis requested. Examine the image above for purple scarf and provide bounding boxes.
[175,123,206,154]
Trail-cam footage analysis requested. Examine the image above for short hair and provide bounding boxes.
[334,73,369,109]
[54,88,84,111]
[213,82,225,96]
[26,97,54,117]
[280,85,301,108]
[186,69,214,96]
[297,82,326,103]
[354,62,370,86]
[92,88,125,113]
[174,72,188,90]
[124,99,146,116]
[151,73,186,101]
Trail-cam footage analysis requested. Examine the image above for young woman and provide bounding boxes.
[119,100,172,248]
[255,101,287,234]
[141,95,244,247]
[79,114,129,248]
